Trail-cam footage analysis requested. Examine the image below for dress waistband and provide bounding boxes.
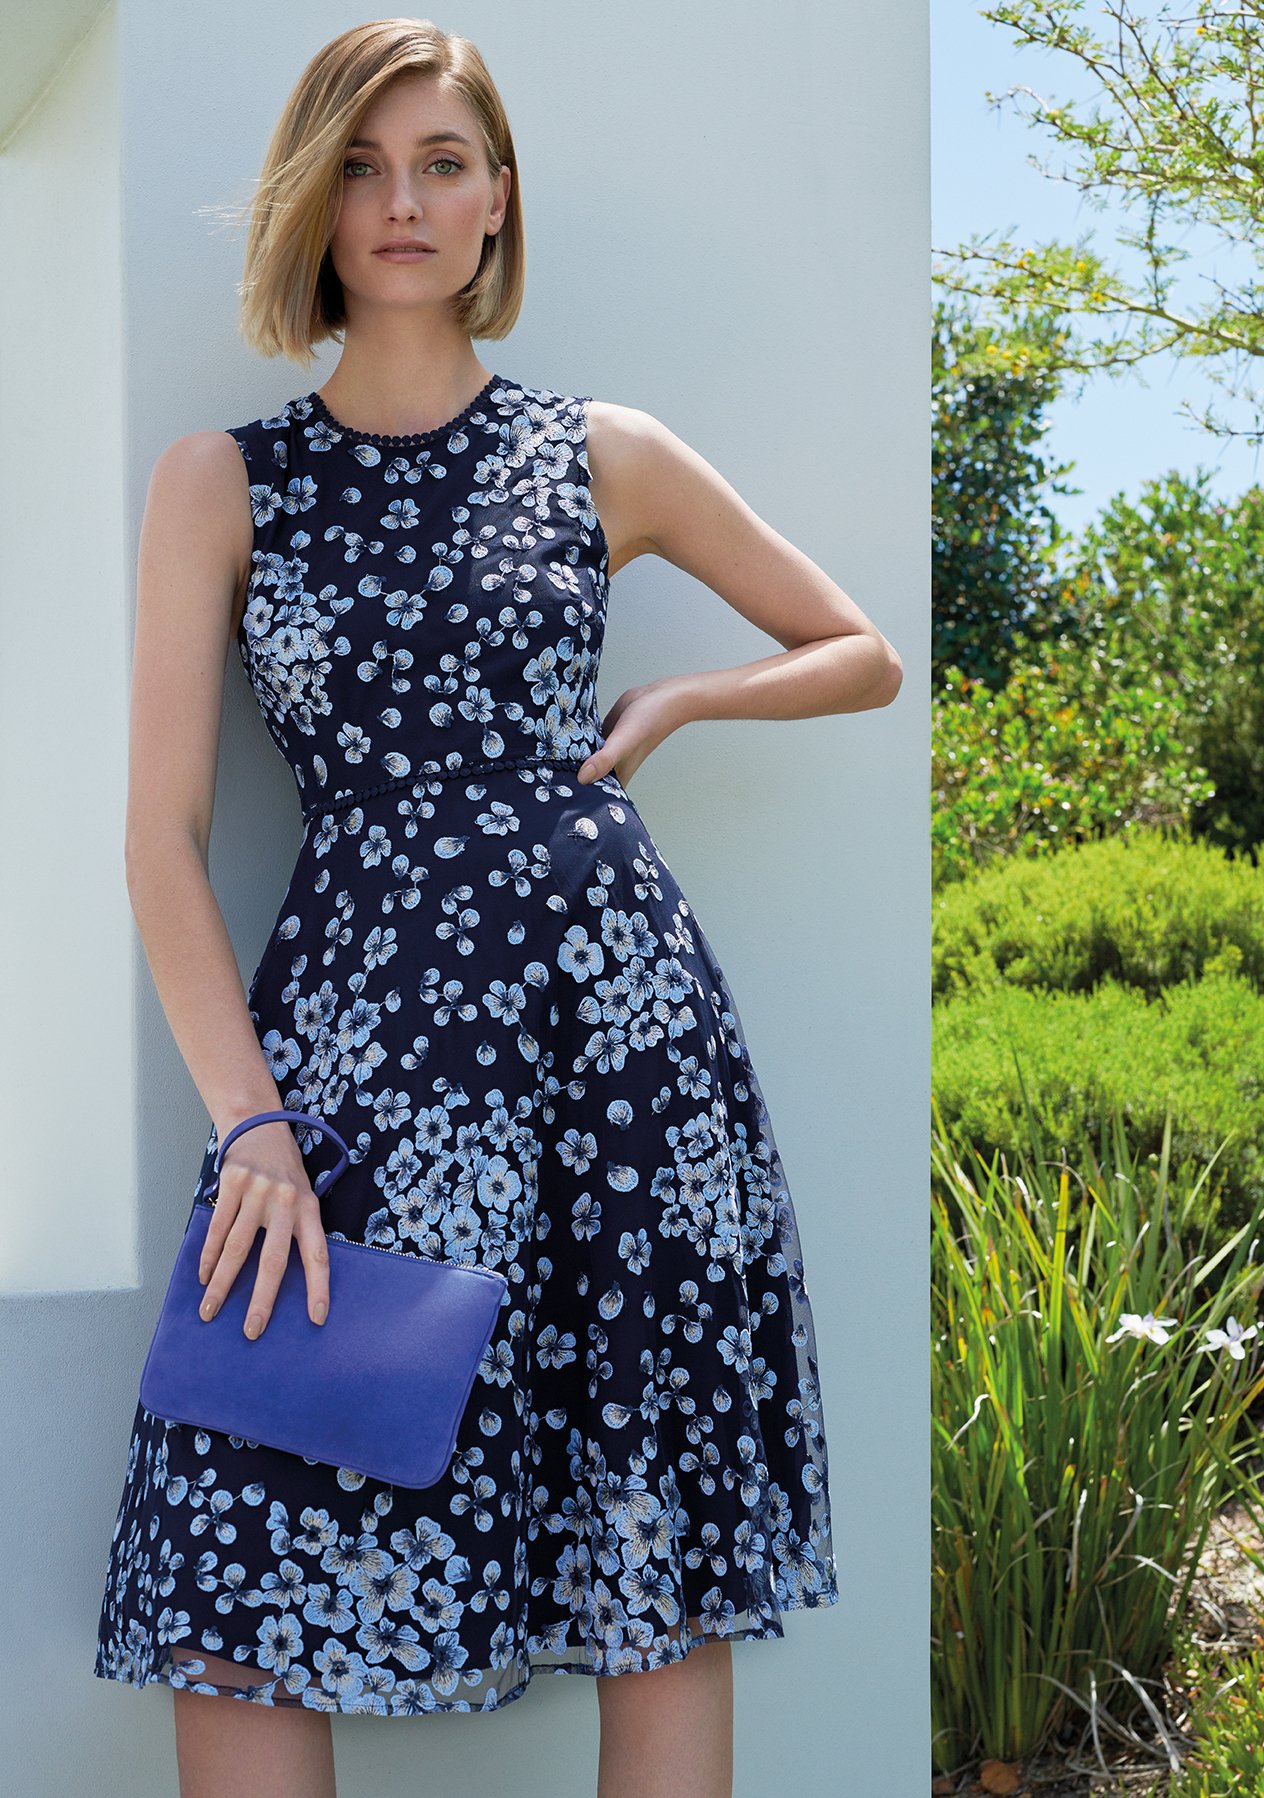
[299,752,593,823]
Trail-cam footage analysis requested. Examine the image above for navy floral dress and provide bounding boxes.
[93,374,840,1715]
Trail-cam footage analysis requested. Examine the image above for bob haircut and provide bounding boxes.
[228,18,524,368]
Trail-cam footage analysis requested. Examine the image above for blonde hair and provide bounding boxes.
[215,19,523,368]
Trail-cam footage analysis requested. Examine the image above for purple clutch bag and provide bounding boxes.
[138,1108,508,1488]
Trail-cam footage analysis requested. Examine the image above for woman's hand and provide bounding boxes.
[576,675,692,786]
[196,1120,331,1338]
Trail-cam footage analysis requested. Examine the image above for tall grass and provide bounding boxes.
[932,1071,1264,1774]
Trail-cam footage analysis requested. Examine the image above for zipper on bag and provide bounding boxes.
[191,1197,505,1285]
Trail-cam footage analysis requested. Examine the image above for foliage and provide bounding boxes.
[933,967,1264,1236]
[1168,1636,1264,1795]
[1047,473,1264,858]
[933,469,1264,883]
[932,296,1078,688]
[931,1094,1264,1772]
[932,831,1264,1006]
[933,0,1264,444]
[932,655,1211,888]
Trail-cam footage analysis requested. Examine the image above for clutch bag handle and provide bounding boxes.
[208,1108,351,1200]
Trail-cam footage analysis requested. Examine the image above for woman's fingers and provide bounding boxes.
[198,1196,261,1323]
[197,1193,239,1288]
[196,1173,331,1335]
[294,1206,332,1325]
[241,1197,300,1339]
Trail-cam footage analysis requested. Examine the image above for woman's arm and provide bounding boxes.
[126,433,279,1133]
[125,434,330,1336]
[577,401,904,786]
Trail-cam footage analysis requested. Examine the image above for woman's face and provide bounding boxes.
[328,73,508,313]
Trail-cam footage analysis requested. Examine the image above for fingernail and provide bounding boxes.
[200,1298,218,1321]
[245,1315,261,1338]
[313,1301,327,1325]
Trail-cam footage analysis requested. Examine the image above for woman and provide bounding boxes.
[94,17,899,1796]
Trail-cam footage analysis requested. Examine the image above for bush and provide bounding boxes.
[932,834,1264,1236]
[1048,476,1264,861]
[933,973,1264,1236]
[932,659,1211,889]
[1169,1637,1264,1795]
[933,832,1264,1005]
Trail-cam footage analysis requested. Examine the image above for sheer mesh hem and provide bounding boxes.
[93,1583,840,1715]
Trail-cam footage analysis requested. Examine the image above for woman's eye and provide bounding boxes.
[342,156,464,178]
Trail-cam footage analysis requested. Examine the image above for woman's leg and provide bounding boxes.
[595,1621,733,1798]
[172,1651,336,1798]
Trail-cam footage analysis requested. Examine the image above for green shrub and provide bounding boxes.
[931,658,1212,889]
[933,832,1264,1005]
[1169,1637,1264,1796]
[933,973,1264,1235]
[933,474,1264,885]
[1049,475,1264,861]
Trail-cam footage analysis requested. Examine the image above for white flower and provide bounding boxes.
[1205,1315,1259,1360]
[1105,1310,1178,1346]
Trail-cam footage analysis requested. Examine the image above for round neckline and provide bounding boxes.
[306,372,500,446]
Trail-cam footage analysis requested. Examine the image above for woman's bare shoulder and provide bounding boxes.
[582,400,673,573]
[150,428,251,481]
[142,432,254,632]
[144,430,251,546]
[582,398,702,574]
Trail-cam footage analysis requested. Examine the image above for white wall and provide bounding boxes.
[0,3,134,1291]
[0,2,929,1792]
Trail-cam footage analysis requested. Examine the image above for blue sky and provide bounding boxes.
[932,1,1264,532]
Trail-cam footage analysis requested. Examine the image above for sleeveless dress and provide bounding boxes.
[93,373,840,1715]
